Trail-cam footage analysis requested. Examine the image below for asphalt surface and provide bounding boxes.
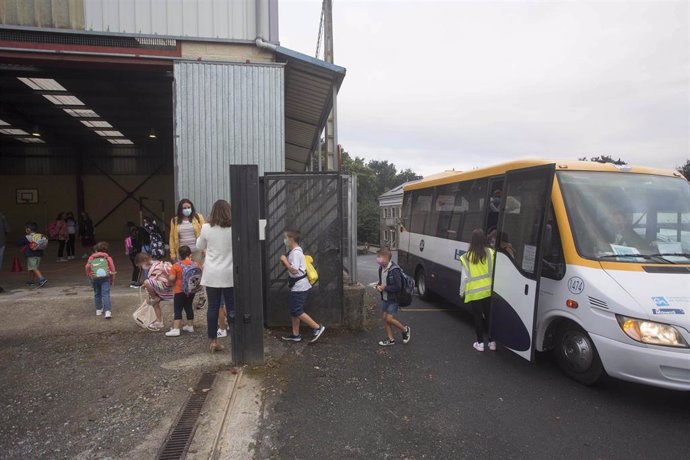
[257,253,690,459]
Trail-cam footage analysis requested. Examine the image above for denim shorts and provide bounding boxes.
[289,290,309,317]
[381,300,399,315]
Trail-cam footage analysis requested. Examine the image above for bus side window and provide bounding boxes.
[434,184,458,239]
[410,190,432,234]
[542,205,566,280]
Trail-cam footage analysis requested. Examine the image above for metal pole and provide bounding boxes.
[229,165,265,365]
[323,0,338,171]
[159,199,166,235]
[350,175,358,283]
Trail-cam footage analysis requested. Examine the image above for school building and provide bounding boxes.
[0,0,345,241]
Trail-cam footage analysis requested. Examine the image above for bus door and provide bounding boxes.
[490,164,555,361]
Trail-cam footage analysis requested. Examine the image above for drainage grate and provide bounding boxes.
[157,372,216,460]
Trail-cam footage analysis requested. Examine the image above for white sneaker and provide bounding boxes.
[473,342,485,352]
[105,311,112,319]
[488,341,497,351]
[182,325,194,333]
[217,328,228,338]
[96,309,103,316]
[147,321,164,331]
[165,328,181,337]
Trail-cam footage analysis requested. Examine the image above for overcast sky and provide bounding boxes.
[280,0,689,177]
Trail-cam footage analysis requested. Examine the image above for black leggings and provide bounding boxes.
[66,234,76,257]
[57,240,66,258]
[174,293,195,321]
[471,297,492,343]
[129,255,141,284]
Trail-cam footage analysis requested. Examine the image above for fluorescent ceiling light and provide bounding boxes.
[17,137,46,144]
[0,119,9,126]
[64,108,99,118]
[81,120,113,128]
[44,94,84,106]
[107,139,134,145]
[95,130,124,137]
[18,77,67,91]
[0,128,29,135]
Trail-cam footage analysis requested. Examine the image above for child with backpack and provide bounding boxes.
[165,245,201,337]
[376,247,411,346]
[20,222,48,288]
[135,252,173,331]
[280,229,326,344]
[85,241,116,318]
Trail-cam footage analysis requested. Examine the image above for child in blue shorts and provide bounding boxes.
[376,247,411,346]
[279,230,326,344]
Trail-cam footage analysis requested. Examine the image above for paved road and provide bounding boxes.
[259,255,690,459]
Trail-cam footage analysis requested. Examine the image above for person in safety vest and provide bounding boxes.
[459,229,496,352]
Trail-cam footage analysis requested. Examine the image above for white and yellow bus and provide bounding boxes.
[398,160,690,390]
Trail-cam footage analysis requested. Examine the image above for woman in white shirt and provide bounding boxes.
[196,199,234,353]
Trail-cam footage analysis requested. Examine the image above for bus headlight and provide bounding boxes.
[616,315,689,348]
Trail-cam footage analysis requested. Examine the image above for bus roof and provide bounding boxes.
[404,159,683,191]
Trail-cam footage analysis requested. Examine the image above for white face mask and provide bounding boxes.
[182,208,192,217]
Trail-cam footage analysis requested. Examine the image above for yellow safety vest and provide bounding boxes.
[459,248,495,302]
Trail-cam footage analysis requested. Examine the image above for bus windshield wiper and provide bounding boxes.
[647,253,690,263]
[598,254,671,263]
[598,254,653,259]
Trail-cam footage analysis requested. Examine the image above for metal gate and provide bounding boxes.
[263,173,344,326]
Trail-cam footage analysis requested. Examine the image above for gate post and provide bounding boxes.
[230,165,264,365]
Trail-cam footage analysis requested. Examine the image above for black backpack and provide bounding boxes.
[379,264,415,307]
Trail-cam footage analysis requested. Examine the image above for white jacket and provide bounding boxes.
[196,223,234,288]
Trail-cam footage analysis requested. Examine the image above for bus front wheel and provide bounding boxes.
[555,323,604,385]
[415,268,430,300]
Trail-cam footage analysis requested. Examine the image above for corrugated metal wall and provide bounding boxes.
[83,0,275,42]
[174,61,284,215]
[0,0,85,30]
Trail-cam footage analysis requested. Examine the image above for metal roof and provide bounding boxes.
[405,159,682,191]
[274,45,346,172]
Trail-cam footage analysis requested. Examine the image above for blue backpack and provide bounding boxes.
[179,262,202,296]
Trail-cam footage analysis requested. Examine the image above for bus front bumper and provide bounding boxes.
[591,333,690,391]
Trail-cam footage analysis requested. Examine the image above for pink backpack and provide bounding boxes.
[47,221,59,239]
[124,236,133,256]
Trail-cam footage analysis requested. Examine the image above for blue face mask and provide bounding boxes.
[284,238,290,248]
[182,208,192,217]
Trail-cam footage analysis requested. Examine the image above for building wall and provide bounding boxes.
[0,0,279,42]
[180,41,274,63]
[379,204,402,249]
[0,174,173,244]
[174,60,285,215]
[0,0,85,30]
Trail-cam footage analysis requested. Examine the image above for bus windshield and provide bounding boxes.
[558,171,690,264]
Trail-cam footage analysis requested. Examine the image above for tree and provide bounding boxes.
[396,168,422,185]
[677,159,690,181]
[578,155,627,165]
[340,150,423,244]
[368,160,399,196]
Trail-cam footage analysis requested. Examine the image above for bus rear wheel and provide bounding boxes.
[415,268,430,300]
[554,323,604,385]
